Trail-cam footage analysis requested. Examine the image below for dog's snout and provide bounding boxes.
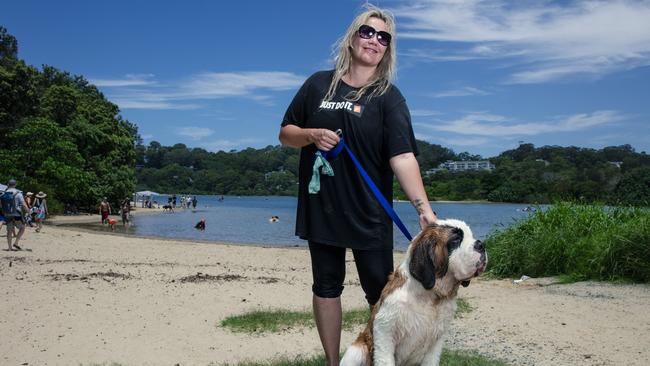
[474,240,485,253]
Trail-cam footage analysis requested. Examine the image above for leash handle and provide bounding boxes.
[318,129,344,160]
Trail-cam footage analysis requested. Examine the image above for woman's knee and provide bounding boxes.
[312,283,344,298]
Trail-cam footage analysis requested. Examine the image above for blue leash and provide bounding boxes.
[319,132,413,241]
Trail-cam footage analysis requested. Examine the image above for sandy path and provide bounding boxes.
[1,225,648,366]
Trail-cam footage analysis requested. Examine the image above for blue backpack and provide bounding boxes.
[0,190,18,216]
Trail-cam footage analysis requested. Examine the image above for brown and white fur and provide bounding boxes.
[340,219,487,366]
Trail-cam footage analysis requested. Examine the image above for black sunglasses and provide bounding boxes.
[358,24,391,47]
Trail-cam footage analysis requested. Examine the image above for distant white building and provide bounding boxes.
[427,160,496,175]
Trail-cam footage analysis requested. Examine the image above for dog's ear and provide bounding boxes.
[409,230,449,290]
[409,241,436,289]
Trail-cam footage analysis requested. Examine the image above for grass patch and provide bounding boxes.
[340,308,370,330]
[440,350,510,366]
[220,308,371,333]
[486,202,650,282]
[222,299,476,333]
[455,297,473,318]
[218,349,509,366]
[221,309,313,333]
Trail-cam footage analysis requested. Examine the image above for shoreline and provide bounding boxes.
[52,222,308,251]
[47,212,409,253]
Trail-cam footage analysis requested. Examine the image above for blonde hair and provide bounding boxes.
[324,4,397,102]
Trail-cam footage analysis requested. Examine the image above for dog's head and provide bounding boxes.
[408,219,487,291]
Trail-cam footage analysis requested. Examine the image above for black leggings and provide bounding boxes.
[308,241,393,306]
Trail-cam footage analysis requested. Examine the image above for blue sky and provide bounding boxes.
[3,0,650,157]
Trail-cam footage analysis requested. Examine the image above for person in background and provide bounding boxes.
[25,192,34,212]
[0,197,7,236]
[1,179,30,251]
[33,191,48,232]
[0,210,6,236]
[278,5,436,364]
[24,192,35,227]
[194,218,206,230]
[99,197,112,225]
[120,197,131,226]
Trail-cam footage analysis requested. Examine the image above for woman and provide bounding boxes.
[24,192,34,209]
[120,198,131,226]
[24,192,35,227]
[33,191,48,232]
[278,5,436,364]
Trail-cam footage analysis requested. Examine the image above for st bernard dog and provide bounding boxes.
[340,219,487,366]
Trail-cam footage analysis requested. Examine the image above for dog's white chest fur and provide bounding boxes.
[373,277,456,365]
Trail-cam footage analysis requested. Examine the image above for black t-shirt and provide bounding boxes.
[282,70,418,250]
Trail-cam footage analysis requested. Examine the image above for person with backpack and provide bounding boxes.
[1,179,30,251]
[0,201,6,236]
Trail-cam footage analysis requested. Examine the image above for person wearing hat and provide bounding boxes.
[1,179,30,250]
[33,191,48,233]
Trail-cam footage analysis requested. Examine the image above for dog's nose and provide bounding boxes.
[474,240,485,252]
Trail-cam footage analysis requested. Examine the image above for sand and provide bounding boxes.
[1,214,649,366]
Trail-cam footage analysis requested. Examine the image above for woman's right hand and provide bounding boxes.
[309,128,340,151]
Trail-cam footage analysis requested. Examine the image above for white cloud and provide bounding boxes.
[393,0,650,83]
[94,71,305,110]
[410,109,442,117]
[431,86,489,98]
[113,99,201,110]
[201,138,262,152]
[444,136,490,147]
[177,127,215,140]
[175,72,304,99]
[415,110,625,137]
[90,74,156,87]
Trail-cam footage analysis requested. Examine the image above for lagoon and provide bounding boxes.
[89,196,537,251]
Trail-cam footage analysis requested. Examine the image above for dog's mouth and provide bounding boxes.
[463,262,486,282]
[474,261,487,277]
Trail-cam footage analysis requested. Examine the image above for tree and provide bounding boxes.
[0,29,137,211]
[611,167,650,206]
[0,26,18,64]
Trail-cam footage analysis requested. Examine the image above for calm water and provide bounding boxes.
[80,196,539,250]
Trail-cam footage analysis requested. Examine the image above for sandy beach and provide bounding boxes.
[1,215,649,366]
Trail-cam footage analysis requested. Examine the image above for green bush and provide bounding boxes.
[485,202,650,282]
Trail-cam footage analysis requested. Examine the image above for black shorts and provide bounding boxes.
[308,240,393,306]
[5,215,24,229]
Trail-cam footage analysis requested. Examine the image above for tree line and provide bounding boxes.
[134,140,650,206]
[422,143,650,206]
